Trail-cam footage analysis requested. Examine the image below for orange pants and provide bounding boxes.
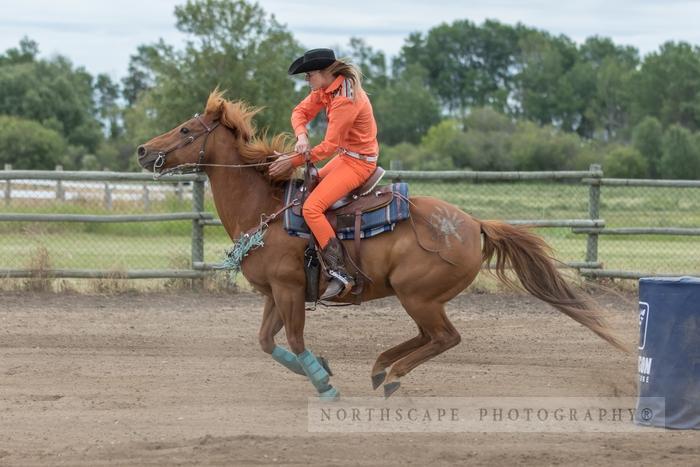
[303,155,376,249]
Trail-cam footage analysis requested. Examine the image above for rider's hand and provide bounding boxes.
[268,156,295,180]
[295,134,310,154]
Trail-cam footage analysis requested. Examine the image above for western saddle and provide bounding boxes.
[294,165,392,303]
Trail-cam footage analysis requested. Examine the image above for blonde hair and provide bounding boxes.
[324,59,365,97]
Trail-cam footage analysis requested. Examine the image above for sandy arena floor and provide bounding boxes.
[0,290,698,466]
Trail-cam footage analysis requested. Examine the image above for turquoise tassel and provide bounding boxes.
[214,226,268,278]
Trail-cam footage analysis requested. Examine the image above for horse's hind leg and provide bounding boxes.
[370,327,430,389]
[383,302,461,398]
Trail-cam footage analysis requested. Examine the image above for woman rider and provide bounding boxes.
[269,48,379,300]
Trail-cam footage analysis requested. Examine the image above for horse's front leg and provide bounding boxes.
[259,295,335,378]
[259,296,305,376]
[272,284,339,399]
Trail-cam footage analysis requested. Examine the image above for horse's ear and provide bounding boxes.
[206,100,224,120]
[204,87,226,120]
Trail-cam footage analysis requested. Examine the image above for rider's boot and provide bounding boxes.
[319,237,355,300]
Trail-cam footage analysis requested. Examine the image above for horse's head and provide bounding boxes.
[136,108,222,175]
[137,89,292,179]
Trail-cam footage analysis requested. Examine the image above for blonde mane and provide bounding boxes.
[205,89,293,168]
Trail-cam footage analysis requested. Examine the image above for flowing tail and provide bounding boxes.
[479,219,630,353]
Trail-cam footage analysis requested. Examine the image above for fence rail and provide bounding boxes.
[1,165,698,282]
[387,169,602,180]
[573,227,700,236]
[0,212,212,222]
[0,268,209,279]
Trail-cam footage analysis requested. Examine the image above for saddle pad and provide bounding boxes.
[282,180,410,240]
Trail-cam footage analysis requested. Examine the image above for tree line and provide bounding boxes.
[1,0,700,178]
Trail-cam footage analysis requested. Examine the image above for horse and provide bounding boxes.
[136,90,628,399]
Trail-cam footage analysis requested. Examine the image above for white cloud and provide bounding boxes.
[1,0,700,79]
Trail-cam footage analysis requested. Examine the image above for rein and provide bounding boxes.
[153,155,296,179]
[150,111,298,180]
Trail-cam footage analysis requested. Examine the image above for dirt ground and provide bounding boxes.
[0,289,698,466]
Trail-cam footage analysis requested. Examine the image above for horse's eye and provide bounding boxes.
[180,127,190,135]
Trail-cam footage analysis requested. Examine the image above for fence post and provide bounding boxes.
[103,168,112,211]
[191,177,205,287]
[3,163,10,206]
[390,160,403,183]
[586,163,602,265]
[55,165,64,201]
[142,184,150,211]
[176,182,184,203]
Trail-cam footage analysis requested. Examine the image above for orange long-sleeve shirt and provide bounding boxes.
[290,74,379,167]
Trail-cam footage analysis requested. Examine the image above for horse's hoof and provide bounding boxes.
[318,356,333,376]
[371,371,387,390]
[383,381,401,398]
[319,386,340,401]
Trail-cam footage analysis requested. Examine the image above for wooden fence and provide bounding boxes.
[0,169,208,279]
[1,165,698,280]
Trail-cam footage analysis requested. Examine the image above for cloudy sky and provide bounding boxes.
[2,0,700,80]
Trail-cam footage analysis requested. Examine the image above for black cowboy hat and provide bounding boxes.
[288,48,336,75]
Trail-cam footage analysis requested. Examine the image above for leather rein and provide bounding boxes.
[151,113,296,180]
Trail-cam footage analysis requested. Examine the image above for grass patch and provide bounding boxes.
[22,244,53,292]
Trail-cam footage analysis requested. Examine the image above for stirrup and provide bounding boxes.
[321,272,354,300]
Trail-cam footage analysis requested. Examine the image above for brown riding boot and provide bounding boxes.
[320,238,355,300]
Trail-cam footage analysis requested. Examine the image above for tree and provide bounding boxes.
[379,142,426,170]
[123,0,303,144]
[121,50,155,107]
[372,65,441,145]
[462,107,516,170]
[632,117,663,178]
[94,74,122,139]
[577,37,640,140]
[604,146,648,178]
[397,19,525,116]
[660,124,700,179]
[515,30,586,133]
[510,121,581,170]
[340,37,389,94]
[0,40,103,159]
[464,106,514,133]
[0,37,39,66]
[633,42,700,131]
[0,115,67,169]
[419,119,470,169]
[590,57,636,140]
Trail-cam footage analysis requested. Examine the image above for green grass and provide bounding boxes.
[1,230,232,270]
[1,180,699,275]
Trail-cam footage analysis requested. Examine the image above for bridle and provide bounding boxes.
[150,113,297,180]
[151,113,220,178]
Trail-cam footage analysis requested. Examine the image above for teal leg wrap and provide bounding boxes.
[271,345,306,376]
[318,386,339,400]
[297,349,333,394]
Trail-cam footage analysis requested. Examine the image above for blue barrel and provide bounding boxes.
[636,277,700,429]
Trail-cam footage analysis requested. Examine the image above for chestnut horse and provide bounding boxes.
[137,90,626,398]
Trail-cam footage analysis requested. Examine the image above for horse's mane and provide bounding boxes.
[205,89,294,179]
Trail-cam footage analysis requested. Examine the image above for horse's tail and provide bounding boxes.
[478,219,630,353]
